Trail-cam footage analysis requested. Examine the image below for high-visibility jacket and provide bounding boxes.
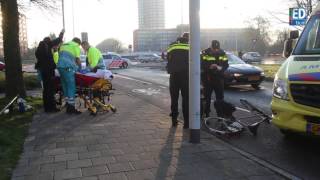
[57,41,81,70]
[166,42,189,74]
[87,47,106,70]
[52,49,59,64]
[201,48,229,79]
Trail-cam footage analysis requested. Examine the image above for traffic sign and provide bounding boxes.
[289,8,307,26]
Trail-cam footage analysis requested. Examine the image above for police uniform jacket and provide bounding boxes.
[166,41,189,74]
[201,48,229,80]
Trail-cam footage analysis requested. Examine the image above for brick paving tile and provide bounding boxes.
[12,90,284,180]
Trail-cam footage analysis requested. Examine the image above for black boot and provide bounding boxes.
[170,112,178,127]
[172,118,178,127]
[67,104,81,114]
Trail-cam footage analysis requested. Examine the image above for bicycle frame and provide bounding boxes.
[203,99,271,136]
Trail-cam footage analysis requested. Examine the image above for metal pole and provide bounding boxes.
[189,0,201,144]
[72,0,75,37]
[235,30,238,52]
[181,0,183,24]
[62,0,65,29]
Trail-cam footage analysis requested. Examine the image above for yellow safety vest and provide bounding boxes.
[52,50,59,64]
[87,47,103,68]
[202,54,228,61]
[167,43,190,53]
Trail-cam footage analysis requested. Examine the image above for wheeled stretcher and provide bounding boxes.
[55,69,116,115]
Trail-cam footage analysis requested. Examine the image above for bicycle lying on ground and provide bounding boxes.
[202,99,271,136]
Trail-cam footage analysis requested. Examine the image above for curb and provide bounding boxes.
[200,127,302,180]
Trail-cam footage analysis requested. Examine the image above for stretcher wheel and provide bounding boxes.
[111,107,117,113]
[90,111,97,116]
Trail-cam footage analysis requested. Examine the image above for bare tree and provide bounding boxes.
[293,0,318,16]
[96,38,125,53]
[268,29,290,53]
[0,0,57,98]
[244,16,271,55]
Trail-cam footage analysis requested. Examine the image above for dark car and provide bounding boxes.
[224,53,265,89]
[0,61,5,71]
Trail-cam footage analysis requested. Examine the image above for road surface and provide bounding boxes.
[111,67,320,180]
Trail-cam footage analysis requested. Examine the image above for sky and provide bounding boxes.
[24,0,294,48]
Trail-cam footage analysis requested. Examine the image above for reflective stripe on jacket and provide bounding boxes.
[167,43,190,53]
[166,42,189,74]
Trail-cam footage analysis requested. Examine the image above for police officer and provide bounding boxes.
[35,29,64,113]
[81,41,106,72]
[57,37,82,114]
[201,40,229,117]
[166,33,189,128]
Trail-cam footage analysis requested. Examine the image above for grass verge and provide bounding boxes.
[0,71,41,93]
[0,97,42,180]
[256,64,281,80]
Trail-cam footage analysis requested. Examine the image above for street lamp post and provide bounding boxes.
[189,0,201,144]
[72,0,75,37]
[62,0,65,29]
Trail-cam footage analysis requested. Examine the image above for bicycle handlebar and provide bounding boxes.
[240,98,271,122]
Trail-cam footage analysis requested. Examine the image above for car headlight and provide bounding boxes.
[234,73,242,77]
[273,78,289,100]
[260,71,265,76]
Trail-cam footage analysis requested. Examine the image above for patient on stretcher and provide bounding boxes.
[55,69,113,80]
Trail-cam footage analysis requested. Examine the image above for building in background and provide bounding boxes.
[134,0,246,53]
[81,32,88,42]
[0,12,28,57]
[134,24,246,53]
[138,0,165,29]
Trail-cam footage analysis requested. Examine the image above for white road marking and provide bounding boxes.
[132,88,161,95]
[159,86,167,89]
[114,74,152,85]
[235,107,251,113]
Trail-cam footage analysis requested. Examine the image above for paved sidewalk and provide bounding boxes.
[12,90,284,180]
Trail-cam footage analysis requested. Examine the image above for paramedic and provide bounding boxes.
[81,41,106,72]
[57,37,82,114]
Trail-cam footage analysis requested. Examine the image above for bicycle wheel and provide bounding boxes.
[204,117,229,135]
[204,117,244,135]
[240,99,271,123]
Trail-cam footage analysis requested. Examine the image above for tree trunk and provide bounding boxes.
[1,0,26,98]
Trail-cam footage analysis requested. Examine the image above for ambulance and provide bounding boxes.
[271,5,320,136]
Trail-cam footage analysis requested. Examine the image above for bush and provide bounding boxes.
[0,72,41,94]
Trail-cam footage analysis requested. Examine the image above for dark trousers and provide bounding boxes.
[41,69,56,111]
[169,72,189,125]
[203,78,224,116]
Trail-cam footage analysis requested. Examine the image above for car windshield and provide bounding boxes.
[103,54,112,59]
[251,52,261,57]
[294,14,320,56]
[227,54,246,64]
